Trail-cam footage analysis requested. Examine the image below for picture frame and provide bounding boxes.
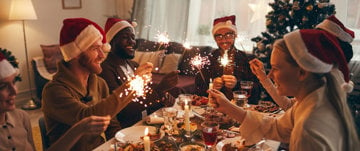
[62,0,82,9]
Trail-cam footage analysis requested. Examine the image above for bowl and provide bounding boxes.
[179,142,206,151]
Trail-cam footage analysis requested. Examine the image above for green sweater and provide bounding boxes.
[42,61,134,151]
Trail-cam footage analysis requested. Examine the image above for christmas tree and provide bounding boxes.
[251,0,335,69]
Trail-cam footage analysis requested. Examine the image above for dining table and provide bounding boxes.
[93,96,282,151]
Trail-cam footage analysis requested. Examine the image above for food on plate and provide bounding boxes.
[180,144,205,151]
[115,141,175,151]
[221,139,246,151]
[191,95,208,106]
[139,133,161,141]
[254,101,280,113]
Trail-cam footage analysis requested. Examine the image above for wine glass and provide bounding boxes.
[162,107,178,140]
[201,121,219,151]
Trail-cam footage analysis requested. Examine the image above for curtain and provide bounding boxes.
[132,0,360,58]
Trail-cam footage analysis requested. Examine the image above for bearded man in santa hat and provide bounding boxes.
[195,15,261,104]
[41,18,153,151]
[99,18,179,128]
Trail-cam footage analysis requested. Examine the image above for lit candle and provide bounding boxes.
[209,78,213,90]
[184,100,190,132]
[144,127,150,151]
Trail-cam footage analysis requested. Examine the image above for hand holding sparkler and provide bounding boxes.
[134,62,153,77]
[222,75,237,89]
[213,77,223,90]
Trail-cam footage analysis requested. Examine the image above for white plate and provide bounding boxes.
[115,126,161,143]
[216,137,272,151]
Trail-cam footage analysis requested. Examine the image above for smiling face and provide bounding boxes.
[0,73,17,113]
[111,27,136,59]
[78,39,106,74]
[268,40,301,97]
[214,28,236,51]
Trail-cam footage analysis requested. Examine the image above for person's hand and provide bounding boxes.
[249,59,267,81]
[213,77,224,90]
[75,115,111,135]
[207,89,232,113]
[134,62,153,77]
[222,75,237,89]
[157,70,179,92]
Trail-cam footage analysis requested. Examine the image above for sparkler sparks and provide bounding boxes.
[219,50,230,67]
[120,74,152,107]
[190,54,210,82]
[155,32,170,44]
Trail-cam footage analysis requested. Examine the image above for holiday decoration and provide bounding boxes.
[251,0,335,69]
[0,48,21,82]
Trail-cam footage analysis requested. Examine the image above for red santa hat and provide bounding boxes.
[0,52,18,80]
[59,18,111,62]
[212,15,237,35]
[316,15,355,43]
[284,29,353,92]
[104,18,137,43]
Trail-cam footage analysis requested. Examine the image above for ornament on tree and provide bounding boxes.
[306,5,314,11]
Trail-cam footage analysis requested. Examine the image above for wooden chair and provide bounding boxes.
[38,117,50,150]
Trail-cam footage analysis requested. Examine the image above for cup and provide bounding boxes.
[233,90,248,107]
[201,121,219,148]
[177,94,192,110]
[240,81,253,98]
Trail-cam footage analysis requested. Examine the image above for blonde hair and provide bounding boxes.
[274,39,359,150]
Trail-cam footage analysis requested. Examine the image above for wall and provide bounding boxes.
[0,0,132,104]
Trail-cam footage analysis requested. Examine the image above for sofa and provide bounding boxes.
[32,39,214,102]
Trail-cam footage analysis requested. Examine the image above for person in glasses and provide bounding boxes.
[195,15,261,104]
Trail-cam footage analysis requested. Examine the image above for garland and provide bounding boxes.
[0,48,22,82]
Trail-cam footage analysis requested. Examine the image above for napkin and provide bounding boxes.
[145,116,164,124]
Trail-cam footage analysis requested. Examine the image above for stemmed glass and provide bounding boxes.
[162,107,178,141]
[201,121,219,151]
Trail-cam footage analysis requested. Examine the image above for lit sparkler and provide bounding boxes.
[123,74,152,107]
[190,54,210,82]
[154,31,170,51]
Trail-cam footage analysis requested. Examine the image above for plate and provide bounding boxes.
[115,126,163,143]
[216,137,272,151]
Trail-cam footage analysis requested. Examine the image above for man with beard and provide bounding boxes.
[42,18,153,151]
[100,18,179,128]
[195,15,261,104]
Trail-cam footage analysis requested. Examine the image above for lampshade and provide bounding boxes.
[9,0,37,20]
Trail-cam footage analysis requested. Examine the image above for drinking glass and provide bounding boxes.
[233,90,248,107]
[201,121,219,150]
[178,94,192,110]
[162,107,178,139]
[240,81,253,98]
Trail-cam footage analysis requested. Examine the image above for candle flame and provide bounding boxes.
[144,127,149,135]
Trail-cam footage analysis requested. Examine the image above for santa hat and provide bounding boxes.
[212,15,237,35]
[59,18,111,62]
[104,18,137,43]
[316,15,355,43]
[0,52,18,80]
[284,29,353,92]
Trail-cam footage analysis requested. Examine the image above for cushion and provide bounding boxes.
[40,44,63,73]
[158,53,182,74]
[133,50,165,73]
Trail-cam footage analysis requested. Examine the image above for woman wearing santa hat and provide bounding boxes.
[0,52,36,151]
[249,15,355,111]
[209,29,359,150]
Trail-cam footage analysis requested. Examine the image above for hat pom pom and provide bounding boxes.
[226,20,232,25]
[342,80,354,93]
[102,43,111,53]
[132,22,137,27]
